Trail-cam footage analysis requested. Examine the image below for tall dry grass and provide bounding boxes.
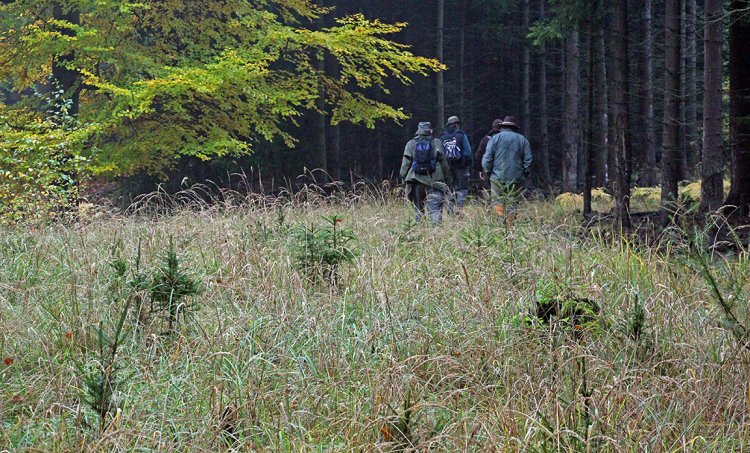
[0,185,748,451]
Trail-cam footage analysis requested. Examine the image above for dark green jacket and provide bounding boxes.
[400,132,450,193]
[482,129,532,184]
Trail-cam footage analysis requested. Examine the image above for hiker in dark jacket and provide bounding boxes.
[475,118,503,179]
[400,122,450,223]
[482,116,532,226]
[439,116,473,214]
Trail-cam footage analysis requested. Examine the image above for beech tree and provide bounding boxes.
[0,1,442,177]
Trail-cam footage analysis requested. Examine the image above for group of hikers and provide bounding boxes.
[400,115,533,225]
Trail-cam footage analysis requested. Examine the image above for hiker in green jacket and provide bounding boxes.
[400,122,451,224]
[482,116,532,226]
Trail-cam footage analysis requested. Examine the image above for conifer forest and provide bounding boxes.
[2,1,750,450]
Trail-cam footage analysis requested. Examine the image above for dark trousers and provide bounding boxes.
[407,183,445,223]
[447,165,470,212]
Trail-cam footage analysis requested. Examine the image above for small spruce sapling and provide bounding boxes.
[291,215,358,284]
[150,237,202,333]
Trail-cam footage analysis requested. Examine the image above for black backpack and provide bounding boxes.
[411,138,437,175]
[440,129,464,164]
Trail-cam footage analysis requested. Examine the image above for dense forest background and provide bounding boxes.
[2,0,750,223]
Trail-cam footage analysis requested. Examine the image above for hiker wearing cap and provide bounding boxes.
[476,118,504,181]
[400,122,450,223]
[482,116,532,226]
[439,116,473,214]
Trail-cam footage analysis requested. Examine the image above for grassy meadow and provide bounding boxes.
[1,189,749,451]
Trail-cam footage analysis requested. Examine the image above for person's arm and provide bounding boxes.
[400,142,412,179]
[523,137,532,176]
[483,136,495,175]
[476,136,489,176]
[435,138,451,182]
[462,133,473,167]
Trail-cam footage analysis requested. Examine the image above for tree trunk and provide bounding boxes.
[701,0,724,213]
[593,29,608,188]
[436,0,445,128]
[583,20,595,217]
[314,54,328,172]
[375,126,384,181]
[521,0,530,137]
[312,9,328,173]
[459,0,469,120]
[638,0,658,186]
[684,0,699,176]
[52,3,82,115]
[563,29,580,193]
[331,124,342,181]
[537,0,551,188]
[610,0,632,228]
[725,0,750,215]
[661,0,683,213]
[51,2,82,204]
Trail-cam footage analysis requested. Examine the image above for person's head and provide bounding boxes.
[499,116,520,132]
[491,118,503,130]
[446,116,461,129]
[416,121,433,135]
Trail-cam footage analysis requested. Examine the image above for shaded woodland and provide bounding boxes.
[1,0,750,222]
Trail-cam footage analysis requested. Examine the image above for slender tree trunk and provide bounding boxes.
[639,0,658,186]
[583,20,595,217]
[610,0,632,228]
[701,0,724,213]
[459,0,469,120]
[312,10,327,173]
[314,54,328,172]
[685,0,699,175]
[521,0,530,137]
[51,2,82,203]
[593,29,608,188]
[661,0,683,213]
[52,3,82,115]
[563,29,580,192]
[436,0,445,128]
[331,124,342,181]
[537,0,551,188]
[725,0,750,215]
[375,127,384,181]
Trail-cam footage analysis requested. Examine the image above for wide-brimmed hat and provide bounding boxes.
[416,121,433,134]
[500,116,520,130]
[446,116,460,127]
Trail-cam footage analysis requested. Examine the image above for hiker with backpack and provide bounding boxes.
[475,118,503,181]
[400,121,451,223]
[482,116,532,226]
[440,116,473,214]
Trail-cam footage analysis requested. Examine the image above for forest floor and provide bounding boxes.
[1,190,749,451]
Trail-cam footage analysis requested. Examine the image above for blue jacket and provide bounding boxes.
[440,126,473,168]
[482,129,532,184]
